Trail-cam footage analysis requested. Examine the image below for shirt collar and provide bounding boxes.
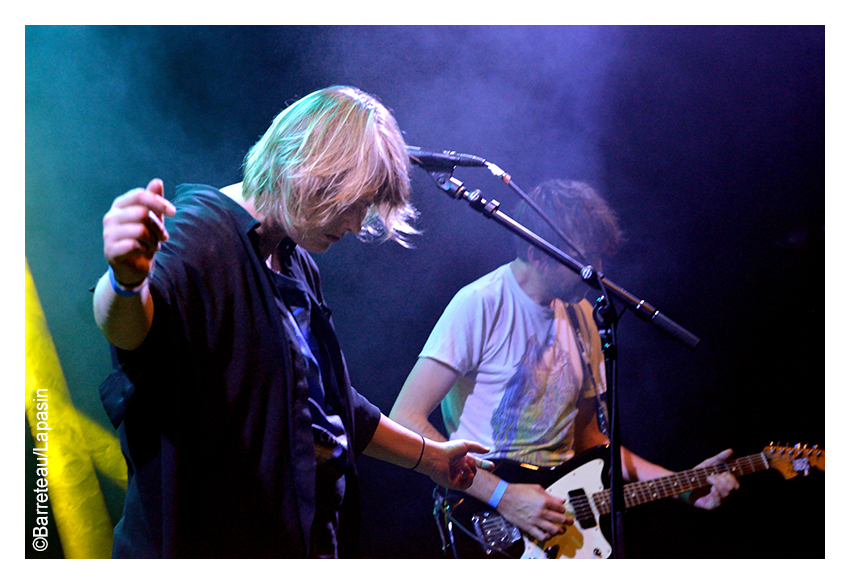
[174,183,261,236]
[276,237,298,262]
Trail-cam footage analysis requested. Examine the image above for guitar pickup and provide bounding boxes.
[568,489,598,529]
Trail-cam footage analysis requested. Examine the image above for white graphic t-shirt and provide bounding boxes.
[420,263,606,467]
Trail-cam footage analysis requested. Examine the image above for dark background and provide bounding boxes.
[25,25,825,559]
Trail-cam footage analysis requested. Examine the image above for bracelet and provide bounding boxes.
[488,479,509,508]
[108,265,147,297]
[410,434,426,470]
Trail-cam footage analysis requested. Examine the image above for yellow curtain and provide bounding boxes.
[25,259,127,559]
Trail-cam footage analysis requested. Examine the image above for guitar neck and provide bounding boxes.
[593,453,769,514]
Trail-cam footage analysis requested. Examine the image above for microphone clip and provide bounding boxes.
[429,172,466,200]
[427,171,501,217]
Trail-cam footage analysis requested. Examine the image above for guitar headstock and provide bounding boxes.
[763,443,825,479]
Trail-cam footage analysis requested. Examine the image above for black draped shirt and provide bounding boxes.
[98,184,381,558]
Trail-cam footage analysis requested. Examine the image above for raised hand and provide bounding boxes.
[102,178,176,286]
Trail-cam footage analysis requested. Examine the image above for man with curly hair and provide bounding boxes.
[391,179,739,552]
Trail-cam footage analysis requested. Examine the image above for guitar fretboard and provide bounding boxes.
[592,453,769,514]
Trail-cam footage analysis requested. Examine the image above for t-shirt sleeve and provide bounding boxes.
[419,285,490,376]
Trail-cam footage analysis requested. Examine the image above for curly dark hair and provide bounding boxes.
[513,179,623,265]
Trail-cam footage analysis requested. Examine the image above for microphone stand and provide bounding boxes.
[422,168,700,559]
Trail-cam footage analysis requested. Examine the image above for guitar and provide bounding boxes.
[436,443,825,559]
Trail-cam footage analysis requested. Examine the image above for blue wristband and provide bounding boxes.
[108,265,147,297]
[488,479,509,509]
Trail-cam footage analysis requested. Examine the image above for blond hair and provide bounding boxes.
[242,86,417,245]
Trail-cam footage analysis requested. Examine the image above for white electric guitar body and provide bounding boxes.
[437,443,824,559]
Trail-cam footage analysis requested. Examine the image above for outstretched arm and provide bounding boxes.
[363,414,492,491]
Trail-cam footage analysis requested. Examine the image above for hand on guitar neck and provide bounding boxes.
[685,448,741,510]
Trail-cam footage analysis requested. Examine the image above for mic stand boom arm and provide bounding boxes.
[430,172,701,350]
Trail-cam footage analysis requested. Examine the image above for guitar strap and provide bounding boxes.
[564,302,610,438]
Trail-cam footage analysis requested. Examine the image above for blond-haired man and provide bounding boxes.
[94,86,489,558]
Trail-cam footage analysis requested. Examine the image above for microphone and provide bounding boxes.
[406,146,488,170]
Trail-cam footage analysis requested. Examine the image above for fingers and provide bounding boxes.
[460,440,494,471]
[146,177,164,198]
[509,490,567,541]
[454,467,474,491]
[499,483,572,541]
[543,496,572,528]
[107,209,166,249]
[693,471,740,510]
[440,441,487,491]
[104,180,176,282]
[711,448,733,463]
[455,453,486,490]
[707,471,740,498]
[694,491,720,510]
[527,519,569,542]
[473,456,495,471]
[462,440,490,456]
[698,448,734,468]
[142,178,175,241]
[525,507,573,541]
[112,181,176,218]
